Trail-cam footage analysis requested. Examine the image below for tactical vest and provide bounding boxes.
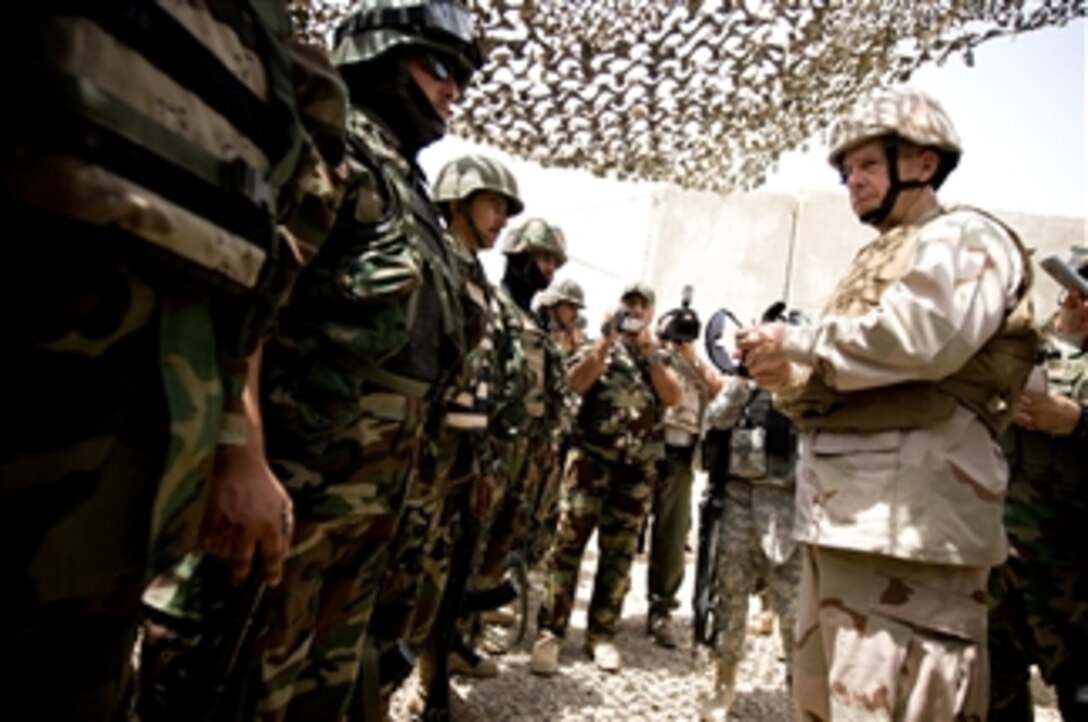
[442,238,493,432]
[316,109,463,400]
[489,290,532,437]
[781,207,1038,437]
[575,340,663,463]
[9,5,303,317]
[705,390,796,481]
[520,313,549,419]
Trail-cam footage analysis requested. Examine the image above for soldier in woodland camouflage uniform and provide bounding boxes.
[699,376,800,722]
[988,247,1088,722]
[140,3,484,721]
[738,88,1037,721]
[468,220,571,642]
[391,155,523,705]
[530,283,680,675]
[1,5,346,720]
[539,278,589,356]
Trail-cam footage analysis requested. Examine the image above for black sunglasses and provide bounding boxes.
[419,51,473,90]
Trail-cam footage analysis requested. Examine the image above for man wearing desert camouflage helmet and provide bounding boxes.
[737,87,1038,721]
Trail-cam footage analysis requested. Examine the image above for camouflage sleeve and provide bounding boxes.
[783,209,1025,392]
[705,375,753,430]
[545,338,572,439]
[276,42,348,263]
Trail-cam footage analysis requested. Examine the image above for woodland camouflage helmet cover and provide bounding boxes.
[433,154,524,216]
[331,0,483,77]
[539,278,585,308]
[502,217,568,266]
[827,87,962,188]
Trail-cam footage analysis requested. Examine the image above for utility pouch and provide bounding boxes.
[728,427,767,479]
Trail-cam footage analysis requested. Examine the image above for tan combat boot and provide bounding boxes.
[699,661,739,721]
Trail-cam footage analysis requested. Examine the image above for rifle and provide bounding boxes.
[420,491,481,722]
[138,556,268,722]
[692,429,729,652]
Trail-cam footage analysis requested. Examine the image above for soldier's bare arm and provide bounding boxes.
[200,344,293,587]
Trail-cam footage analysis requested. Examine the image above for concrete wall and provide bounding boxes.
[641,187,1088,327]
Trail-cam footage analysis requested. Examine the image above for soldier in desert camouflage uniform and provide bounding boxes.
[699,374,800,722]
[989,246,1088,722]
[1,4,346,720]
[738,88,1038,721]
[529,282,680,675]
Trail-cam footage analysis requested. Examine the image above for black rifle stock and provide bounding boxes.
[420,492,481,722]
[692,430,729,652]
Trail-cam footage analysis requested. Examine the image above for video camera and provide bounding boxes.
[657,285,701,343]
[602,308,646,336]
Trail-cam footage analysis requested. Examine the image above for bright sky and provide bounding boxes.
[420,19,1087,312]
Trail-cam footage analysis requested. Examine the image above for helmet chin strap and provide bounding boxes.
[859,135,928,227]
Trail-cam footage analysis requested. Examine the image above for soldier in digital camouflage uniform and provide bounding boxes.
[140,3,484,721]
[988,246,1088,722]
[699,375,800,722]
[738,88,1038,721]
[391,155,523,711]
[1,5,346,720]
[470,219,572,643]
[529,282,680,675]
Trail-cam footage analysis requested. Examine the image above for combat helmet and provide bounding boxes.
[502,218,568,266]
[332,1,482,153]
[433,155,524,216]
[332,0,482,78]
[828,87,961,189]
[540,279,585,308]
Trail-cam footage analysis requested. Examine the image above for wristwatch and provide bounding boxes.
[648,348,671,367]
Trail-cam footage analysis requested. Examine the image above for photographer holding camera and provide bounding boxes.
[646,287,723,648]
[530,282,680,675]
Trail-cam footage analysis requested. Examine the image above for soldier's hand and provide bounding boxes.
[1013,391,1081,436]
[200,446,293,587]
[736,323,789,390]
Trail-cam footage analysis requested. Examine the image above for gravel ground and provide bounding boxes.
[392,488,1062,721]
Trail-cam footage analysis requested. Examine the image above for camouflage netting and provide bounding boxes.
[292,0,1086,193]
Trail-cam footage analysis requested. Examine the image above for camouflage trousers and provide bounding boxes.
[366,431,452,666]
[1,251,228,722]
[794,545,990,722]
[647,444,695,618]
[253,391,424,722]
[714,479,799,666]
[988,555,1088,722]
[474,435,531,591]
[537,447,655,641]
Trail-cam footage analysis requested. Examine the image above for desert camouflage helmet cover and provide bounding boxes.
[332,0,482,73]
[540,279,585,308]
[433,155,524,215]
[827,88,962,167]
[502,217,567,265]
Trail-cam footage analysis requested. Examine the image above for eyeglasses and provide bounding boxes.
[419,52,473,90]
